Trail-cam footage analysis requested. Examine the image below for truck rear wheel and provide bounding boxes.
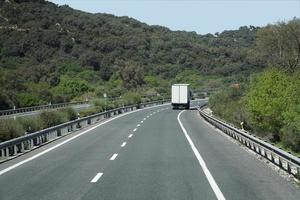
[186,104,190,110]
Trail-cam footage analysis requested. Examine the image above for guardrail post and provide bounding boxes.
[278,157,282,168]
[270,152,275,163]
[60,127,68,136]
[20,142,25,153]
[13,145,17,156]
[296,167,300,179]
[1,149,7,159]
[287,162,292,174]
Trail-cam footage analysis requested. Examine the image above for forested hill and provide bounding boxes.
[0,0,263,109]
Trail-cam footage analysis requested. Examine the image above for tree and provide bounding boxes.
[246,69,298,140]
[256,18,300,73]
[119,61,144,89]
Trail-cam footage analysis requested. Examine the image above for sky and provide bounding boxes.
[48,0,300,34]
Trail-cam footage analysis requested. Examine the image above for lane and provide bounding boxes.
[81,104,217,200]
[0,104,170,200]
[180,109,300,200]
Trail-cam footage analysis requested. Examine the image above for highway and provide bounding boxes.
[0,100,299,200]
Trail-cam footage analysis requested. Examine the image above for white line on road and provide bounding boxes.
[143,118,146,120]
[0,103,170,176]
[140,121,143,123]
[177,111,226,200]
[133,128,137,132]
[137,124,140,127]
[128,134,133,138]
[90,172,103,183]
[110,153,118,160]
[121,142,127,147]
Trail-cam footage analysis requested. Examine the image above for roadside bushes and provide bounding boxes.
[17,117,43,133]
[0,119,24,142]
[280,104,300,152]
[0,107,78,142]
[209,68,300,153]
[61,107,78,121]
[39,110,65,128]
[123,92,141,105]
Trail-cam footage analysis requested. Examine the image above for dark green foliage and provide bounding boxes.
[16,93,43,107]
[0,0,262,109]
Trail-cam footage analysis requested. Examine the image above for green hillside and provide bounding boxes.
[0,0,263,109]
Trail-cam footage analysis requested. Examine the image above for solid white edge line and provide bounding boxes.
[90,172,103,183]
[128,134,133,138]
[109,153,118,161]
[0,103,169,176]
[177,110,226,200]
[121,142,126,147]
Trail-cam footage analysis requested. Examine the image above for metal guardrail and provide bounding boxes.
[0,100,169,162]
[0,101,89,117]
[198,105,300,180]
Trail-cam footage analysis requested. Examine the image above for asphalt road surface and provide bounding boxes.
[0,100,299,200]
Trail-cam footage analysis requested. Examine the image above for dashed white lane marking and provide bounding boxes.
[128,134,133,138]
[133,128,137,132]
[121,142,127,147]
[147,116,149,118]
[0,103,170,176]
[177,111,226,200]
[90,173,103,183]
[143,118,146,120]
[137,124,140,127]
[110,153,118,160]
[141,121,143,123]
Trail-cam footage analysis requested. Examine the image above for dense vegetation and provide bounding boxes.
[209,19,300,153]
[0,0,263,110]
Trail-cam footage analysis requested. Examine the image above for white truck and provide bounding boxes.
[171,84,190,109]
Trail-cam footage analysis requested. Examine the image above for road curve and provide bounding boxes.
[0,101,299,200]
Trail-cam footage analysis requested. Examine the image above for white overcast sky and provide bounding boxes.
[48,0,300,34]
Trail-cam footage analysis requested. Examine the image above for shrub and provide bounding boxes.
[16,93,43,107]
[18,117,43,133]
[39,110,64,128]
[61,107,78,121]
[0,119,24,142]
[281,123,300,152]
[92,99,106,112]
[123,92,141,105]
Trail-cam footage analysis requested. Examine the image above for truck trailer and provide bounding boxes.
[171,84,190,109]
